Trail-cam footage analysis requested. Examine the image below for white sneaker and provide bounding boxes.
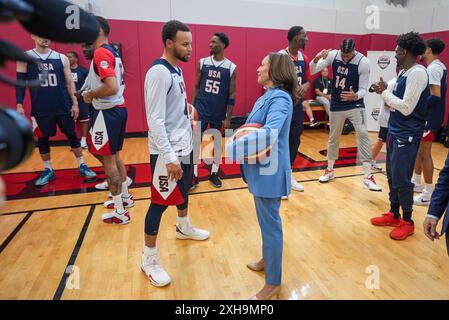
[371,161,383,171]
[176,223,210,241]
[319,169,335,183]
[291,178,304,192]
[101,210,130,224]
[412,182,424,193]
[363,175,382,192]
[103,195,135,209]
[141,252,171,287]
[97,176,133,191]
[414,191,431,206]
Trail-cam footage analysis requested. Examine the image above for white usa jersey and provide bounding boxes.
[144,58,193,164]
[85,43,125,110]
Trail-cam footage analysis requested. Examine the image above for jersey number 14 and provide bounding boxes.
[205,79,220,94]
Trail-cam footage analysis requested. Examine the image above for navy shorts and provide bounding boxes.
[88,107,127,156]
[150,152,193,206]
[32,114,77,138]
[78,101,90,122]
[378,126,388,143]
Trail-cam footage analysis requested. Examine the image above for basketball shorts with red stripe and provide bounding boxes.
[150,152,193,206]
[88,107,127,156]
[421,130,435,142]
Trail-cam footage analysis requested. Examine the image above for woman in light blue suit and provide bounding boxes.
[226,53,299,300]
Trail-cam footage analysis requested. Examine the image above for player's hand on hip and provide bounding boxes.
[423,217,440,241]
[72,104,79,121]
[340,86,358,101]
[16,104,25,116]
[166,160,183,182]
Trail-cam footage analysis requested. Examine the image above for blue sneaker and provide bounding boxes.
[78,163,97,179]
[35,168,55,186]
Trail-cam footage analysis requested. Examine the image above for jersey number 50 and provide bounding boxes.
[39,74,58,87]
[205,79,220,94]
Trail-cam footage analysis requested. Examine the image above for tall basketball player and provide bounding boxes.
[16,35,96,187]
[67,51,90,149]
[279,26,310,194]
[371,32,429,240]
[82,17,133,224]
[142,20,210,287]
[190,32,237,189]
[310,39,382,191]
[412,38,447,206]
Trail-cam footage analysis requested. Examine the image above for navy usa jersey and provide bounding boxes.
[194,57,236,122]
[26,50,72,117]
[331,51,368,111]
[389,65,430,140]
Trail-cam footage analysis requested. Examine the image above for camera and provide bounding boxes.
[0,107,34,172]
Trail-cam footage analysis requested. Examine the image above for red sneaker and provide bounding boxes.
[371,212,401,227]
[390,220,414,240]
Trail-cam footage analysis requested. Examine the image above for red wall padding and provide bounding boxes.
[2,19,449,139]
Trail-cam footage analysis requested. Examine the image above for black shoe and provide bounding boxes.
[209,173,222,188]
[189,175,199,191]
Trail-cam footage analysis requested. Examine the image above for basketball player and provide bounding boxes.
[82,17,133,224]
[310,39,382,191]
[67,51,90,149]
[142,20,210,287]
[191,32,237,189]
[371,64,401,171]
[279,26,310,194]
[16,35,96,187]
[371,32,429,240]
[78,43,133,192]
[412,38,447,206]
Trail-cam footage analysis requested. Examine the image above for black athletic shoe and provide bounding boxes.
[189,175,199,191]
[209,173,222,188]
[309,119,320,128]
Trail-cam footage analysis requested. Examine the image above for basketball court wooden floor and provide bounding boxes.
[1,129,449,300]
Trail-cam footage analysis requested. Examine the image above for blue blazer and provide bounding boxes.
[428,150,449,254]
[226,87,293,198]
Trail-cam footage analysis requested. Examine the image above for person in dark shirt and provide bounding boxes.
[314,67,333,115]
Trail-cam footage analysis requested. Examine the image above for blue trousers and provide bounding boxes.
[386,134,420,222]
[253,196,283,285]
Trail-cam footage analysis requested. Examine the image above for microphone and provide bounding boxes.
[3,0,100,44]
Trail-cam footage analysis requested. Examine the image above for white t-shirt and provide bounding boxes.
[378,77,397,128]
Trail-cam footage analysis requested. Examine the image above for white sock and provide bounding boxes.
[363,162,372,178]
[122,181,131,198]
[81,136,87,145]
[412,173,421,185]
[328,160,335,171]
[211,164,219,174]
[424,184,434,194]
[43,160,52,170]
[194,164,198,177]
[144,246,158,257]
[176,215,190,229]
[77,156,84,167]
[113,193,125,214]
[310,118,315,122]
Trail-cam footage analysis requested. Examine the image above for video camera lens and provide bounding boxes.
[0,107,34,171]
